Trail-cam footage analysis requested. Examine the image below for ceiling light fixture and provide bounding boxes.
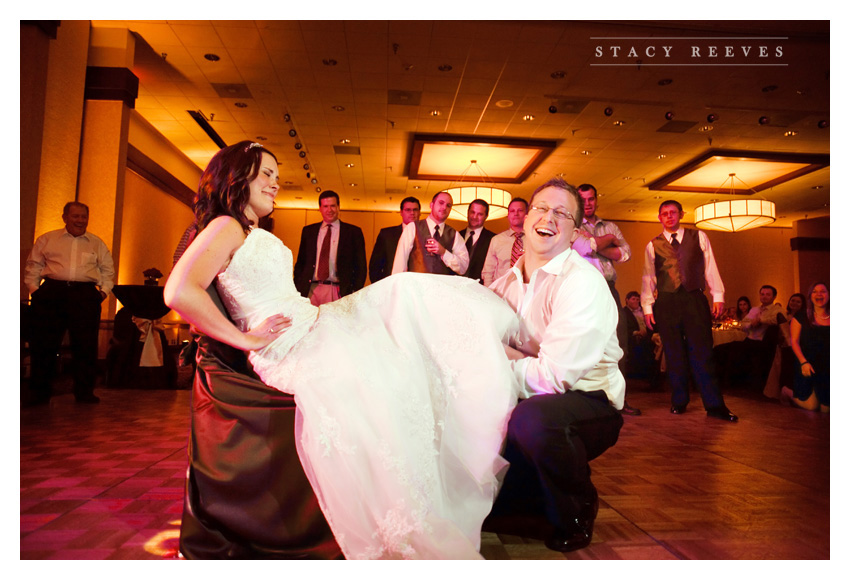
[443,160,513,221]
[523,114,535,121]
[694,173,776,232]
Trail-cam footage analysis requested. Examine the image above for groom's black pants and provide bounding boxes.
[492,390,623,530]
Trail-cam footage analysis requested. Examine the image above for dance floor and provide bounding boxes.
[20,376,830,561]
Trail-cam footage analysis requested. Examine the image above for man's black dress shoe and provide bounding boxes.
[706,406,738,422]
[545,491,599,552]
[670,404,687,414]
[620,402,642,416]
[75,394,100,404]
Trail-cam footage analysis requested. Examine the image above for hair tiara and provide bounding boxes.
[245,142,264,152]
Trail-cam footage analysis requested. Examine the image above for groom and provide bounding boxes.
[488,177,625,552]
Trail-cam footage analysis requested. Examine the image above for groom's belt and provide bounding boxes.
[311,279,339,285]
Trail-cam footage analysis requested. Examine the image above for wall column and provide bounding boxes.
[76,27,138,318]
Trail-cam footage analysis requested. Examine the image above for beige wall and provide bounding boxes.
[119,170,194,323]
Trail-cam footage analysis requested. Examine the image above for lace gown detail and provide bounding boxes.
[215,229,520,559]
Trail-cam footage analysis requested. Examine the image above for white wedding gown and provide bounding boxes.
[215,228,520,559]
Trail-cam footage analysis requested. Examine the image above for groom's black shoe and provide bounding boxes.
[544,489,599,552]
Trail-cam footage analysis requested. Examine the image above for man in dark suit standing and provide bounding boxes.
[458,199,496,284]
[294,190,367,306]
[368,196,420,284]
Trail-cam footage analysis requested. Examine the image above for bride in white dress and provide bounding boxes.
[165,141,520,559]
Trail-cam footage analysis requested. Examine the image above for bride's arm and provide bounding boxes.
[164,216,290,351]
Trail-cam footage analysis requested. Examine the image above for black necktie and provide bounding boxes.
[671,233,679,249]
[466,230,475,253]
[433,224,440,238]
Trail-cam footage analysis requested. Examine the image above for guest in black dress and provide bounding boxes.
[781,282,829,412]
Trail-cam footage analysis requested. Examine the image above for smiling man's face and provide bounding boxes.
[524,186,580,262]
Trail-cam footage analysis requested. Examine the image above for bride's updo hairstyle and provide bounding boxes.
[194,140,278,232]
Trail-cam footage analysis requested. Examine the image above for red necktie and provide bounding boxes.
[510,232,524,266]
[316,224,331,280]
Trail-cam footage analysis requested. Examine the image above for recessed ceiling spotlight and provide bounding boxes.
[311,178,318,184]
[812,185,823,190]
[818,120,829,129]
[604,107,614,116]
[289,129,297,137]
[204,53,220,62]
[345,163,355,168]
[759,116,770,125]
[431,110,441,116]
[438,64,453,72]
[657,154,666,159]
[349,183,358,187]
[413,186,421,189]
[234,102,247,108]
[339,138,351,144]
[322,58,338,66]
[613,120,625,126]
[256,136,267,141]
[664,111,674,120]
[581,150,592,156]
[707,113,718,123]
[523,114,535,121]
[331,105,345,112]
[551,70,566,79]
[316,187,322,192]
[698,125,714,132]
[658,78,673,86]
[784,130,798,137]
[299,151,307,158]
[622,176,632,181]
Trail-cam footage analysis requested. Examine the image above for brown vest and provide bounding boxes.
[652,228,706,293]
[408,220,457,275]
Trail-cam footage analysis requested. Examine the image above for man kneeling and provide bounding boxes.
[489,177,625,552]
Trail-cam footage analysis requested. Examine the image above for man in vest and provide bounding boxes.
[640,200,738,421]
[458,199,496,283]
[391,191,469,276]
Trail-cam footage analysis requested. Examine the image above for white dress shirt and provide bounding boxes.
[489,248,625,408]
[25,228,115,295]
[640,227,725,315]
[481,228,522,287]
[742,303,784,340]
[391,216,469,275]
[571,216,631,283]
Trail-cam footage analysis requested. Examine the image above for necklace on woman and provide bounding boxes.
[815,312,830,320]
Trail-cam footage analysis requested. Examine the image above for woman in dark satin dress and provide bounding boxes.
[781,282,829,412]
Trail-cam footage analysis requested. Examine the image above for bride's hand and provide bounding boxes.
[244,314,292,350]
